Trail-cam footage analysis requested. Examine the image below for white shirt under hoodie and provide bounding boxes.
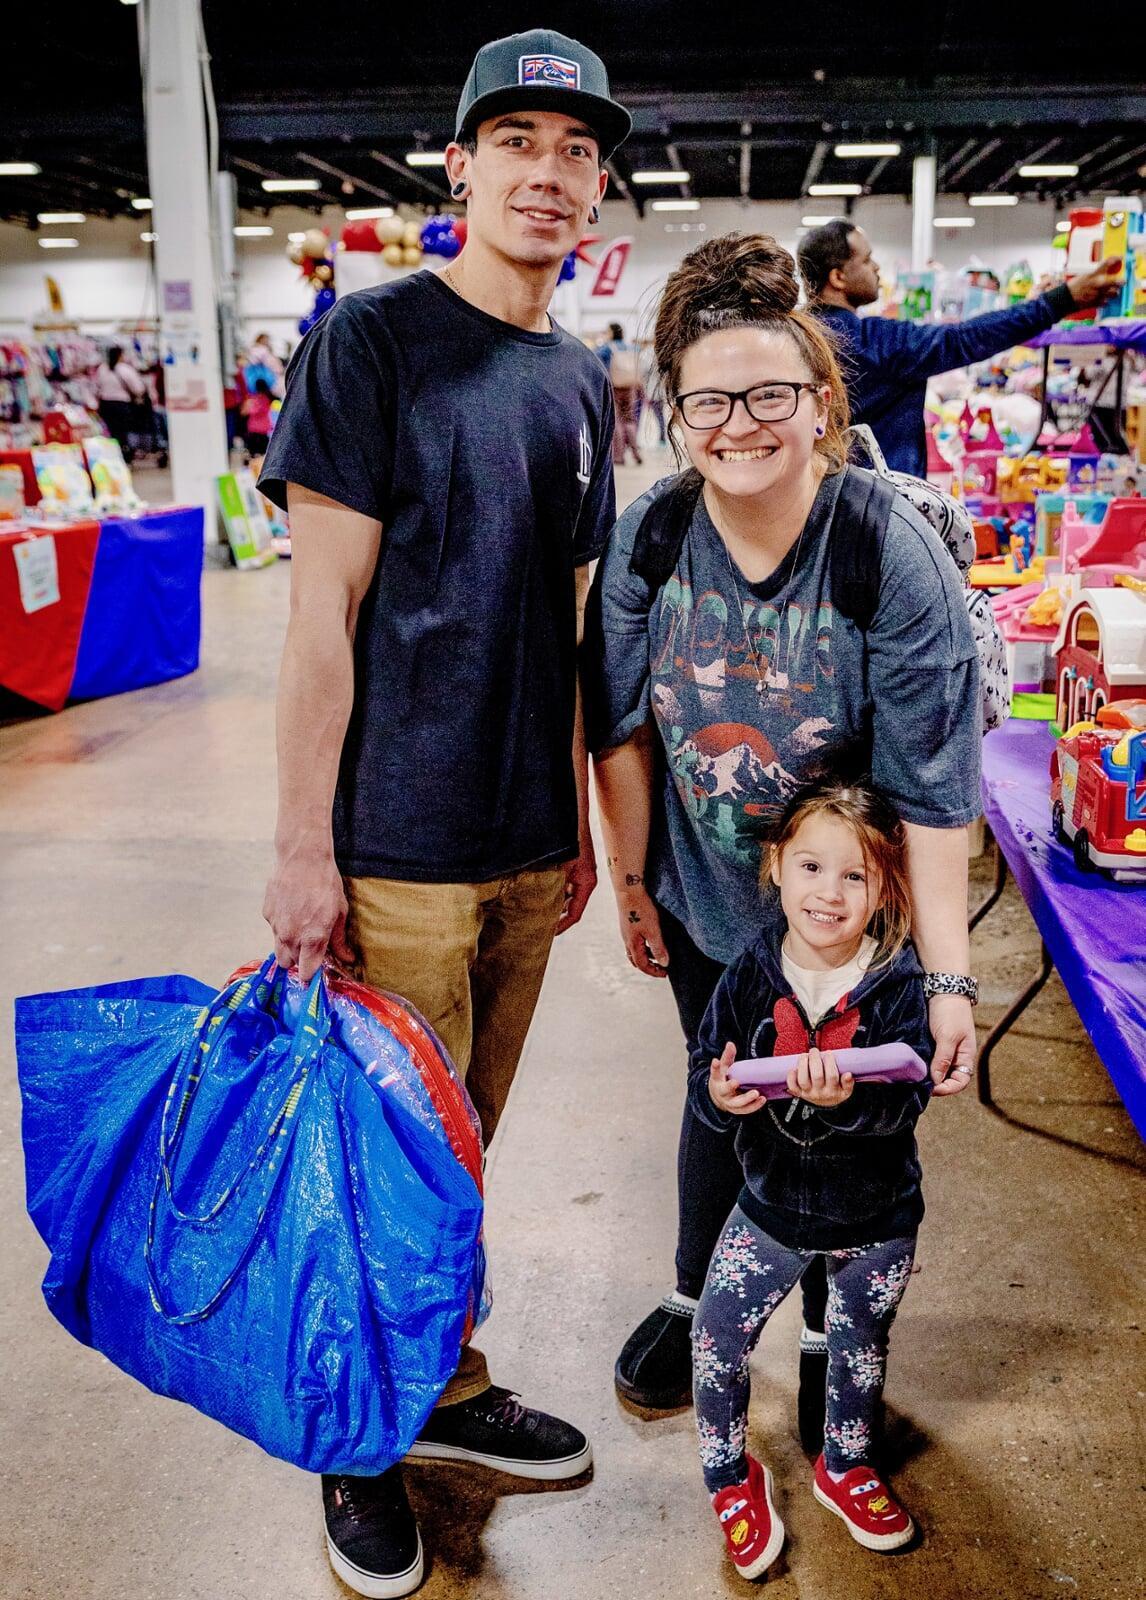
[780,934,877,1027]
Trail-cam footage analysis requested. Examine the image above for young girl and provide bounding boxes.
[688,777,933,1579]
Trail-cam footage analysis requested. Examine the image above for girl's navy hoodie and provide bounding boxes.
[688,927,933,1252]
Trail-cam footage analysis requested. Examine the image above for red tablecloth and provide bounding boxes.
[0,449,40,506]
[0,522,101,710]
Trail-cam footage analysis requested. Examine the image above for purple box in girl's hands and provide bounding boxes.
[728,1044,930,1100]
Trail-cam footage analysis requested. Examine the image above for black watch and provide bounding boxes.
[923,972,979,1006]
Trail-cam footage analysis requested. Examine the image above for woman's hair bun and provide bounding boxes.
[685,233,801,318]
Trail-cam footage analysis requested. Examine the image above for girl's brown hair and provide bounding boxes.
[764,777,912,968]
[653,232,850,473]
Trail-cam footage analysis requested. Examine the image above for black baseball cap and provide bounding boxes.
[455,28,632,161]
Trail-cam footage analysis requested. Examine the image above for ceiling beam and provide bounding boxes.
[739,121,752,201]
[228,153,342,207]
[801,140,830,193]
[942,138,1002,189]
[9,82,1146,149]
[367,149,449,201]
[1082,138,1146,184]
[296,152,397,205]
[938,138,976,183]
[863,155,894,190]
[604,158,643,218]
[987,136,1061,191]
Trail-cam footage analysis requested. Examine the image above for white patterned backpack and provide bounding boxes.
[848,425,1011,734]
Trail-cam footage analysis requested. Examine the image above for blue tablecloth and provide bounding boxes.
[70,507,204,701]
[981,720,1146,1137]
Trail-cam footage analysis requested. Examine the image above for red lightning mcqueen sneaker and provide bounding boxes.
[812,1455,915,1550]
[710,1455,785,1580]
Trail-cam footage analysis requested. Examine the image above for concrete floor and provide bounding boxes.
[2,454,1144,1600]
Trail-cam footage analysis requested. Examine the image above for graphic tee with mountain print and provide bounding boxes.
[589,468,981,965]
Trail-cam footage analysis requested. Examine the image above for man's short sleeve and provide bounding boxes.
[582,489,659,753]
[258,294,394,520]
[573,384,617,564]
[868,499,982,828]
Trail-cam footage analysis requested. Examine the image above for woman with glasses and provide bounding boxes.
[585,234,982,1446]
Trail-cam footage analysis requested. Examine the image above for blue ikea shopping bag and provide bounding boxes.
[16,956,484,1474]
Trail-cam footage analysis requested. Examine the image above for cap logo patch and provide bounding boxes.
[518,54,581,90]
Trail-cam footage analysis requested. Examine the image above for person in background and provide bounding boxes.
[798,219,1124,476]
[600,320,643,464]
[243,378,275,461]
[95,345,146,462]
[247,331,284,391]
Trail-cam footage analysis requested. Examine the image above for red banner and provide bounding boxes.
[590,238,632,298]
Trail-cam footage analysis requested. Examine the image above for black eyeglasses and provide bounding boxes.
[674,381,821,430]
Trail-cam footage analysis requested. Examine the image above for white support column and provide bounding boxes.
[138,0,227,534]
[911,152,937,273]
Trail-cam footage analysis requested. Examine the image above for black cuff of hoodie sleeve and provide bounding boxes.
[1043,284,1077,322]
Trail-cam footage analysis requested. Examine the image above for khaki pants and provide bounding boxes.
[344,863,566,1405]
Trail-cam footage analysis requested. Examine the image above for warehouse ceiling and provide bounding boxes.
[3,1,1145,226]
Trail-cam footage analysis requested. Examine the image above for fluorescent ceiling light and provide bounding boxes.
[234,225,274,237]
[119,1,140,7]
[934,216,975,228]
[140,232,157,242]
[405,151,447,167]
[1019,164,1079,178]
[834,143,900,158]
[808,183,862,196]
[0,162,42,176]
[39,237,78,249]
[261,178,321,193]
[287,231,308,242]
[968,194,1019,207]
[38,211,86,224]
[345,206,394,220]
[651,198,701,211]
[131,197,153,210]
[801,215,839,226]
[631,169,691,184]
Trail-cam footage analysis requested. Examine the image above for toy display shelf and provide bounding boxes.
[1024,320,1146,445]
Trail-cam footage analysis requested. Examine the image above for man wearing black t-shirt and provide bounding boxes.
[259,29,629,1598]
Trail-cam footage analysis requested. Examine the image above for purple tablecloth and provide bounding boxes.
[981,720,1146,1137]
[1024,319,1146,351]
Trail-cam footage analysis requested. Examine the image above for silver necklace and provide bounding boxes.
[717,505,810,697]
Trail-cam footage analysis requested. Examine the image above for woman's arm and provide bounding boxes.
[905,820,977,1095]
[593,722,669,976]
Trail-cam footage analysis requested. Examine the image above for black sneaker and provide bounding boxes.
[797,1325,829,1456]
[614,1297,695,1410]
[322,1467,424,1599]
[406,1386,592,1481]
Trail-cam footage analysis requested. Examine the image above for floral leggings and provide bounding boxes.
[693,1205,916,1491]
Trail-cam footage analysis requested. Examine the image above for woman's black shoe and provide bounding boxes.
[614,1298,695,1410]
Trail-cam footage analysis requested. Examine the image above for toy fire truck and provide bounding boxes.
[1050,702,1146,881]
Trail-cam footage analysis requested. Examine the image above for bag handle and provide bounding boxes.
[845,423,892,478]
[144,957,330,1325]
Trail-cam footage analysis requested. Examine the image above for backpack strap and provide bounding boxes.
[829,465,897,633]
[628,469,705,589]
[628,462,895,635]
